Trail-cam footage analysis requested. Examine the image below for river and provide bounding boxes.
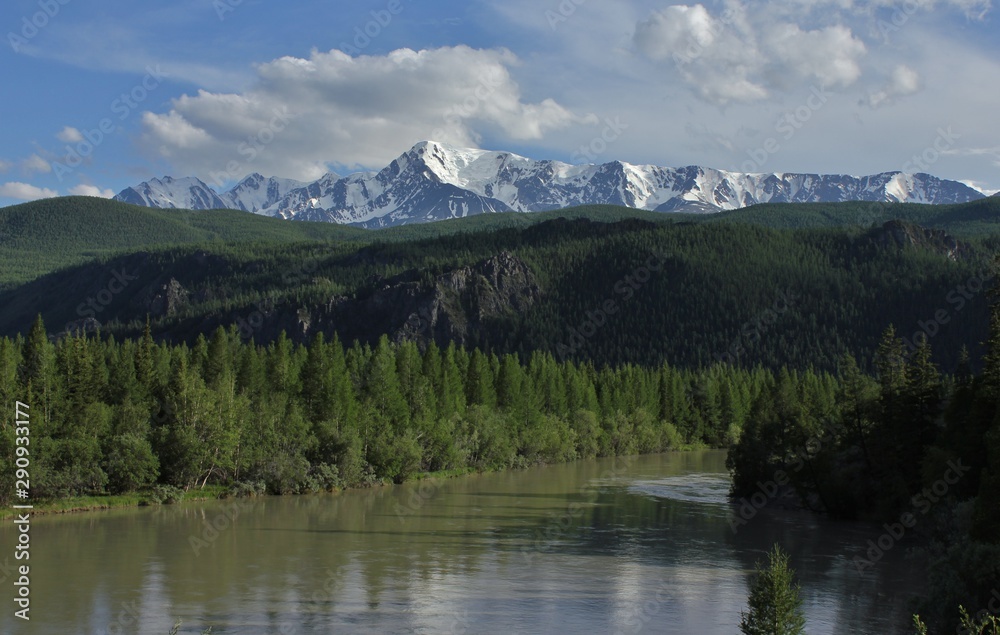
[0,451,923,634]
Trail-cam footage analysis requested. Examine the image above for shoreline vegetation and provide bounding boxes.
[3,303,1000,632]
[0,443,712,522]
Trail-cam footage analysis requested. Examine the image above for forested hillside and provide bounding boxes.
[1,196,999,632]
[0,212,992,373]
[2,196,999,289]
[0,196,366,289]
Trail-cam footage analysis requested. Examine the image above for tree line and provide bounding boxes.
[1,314,822,501]
[727,311,1000,629]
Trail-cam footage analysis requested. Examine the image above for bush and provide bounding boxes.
[146,484,184,505]
[223,480,266,499]
[104,433,160,494]
[302,463,342,492]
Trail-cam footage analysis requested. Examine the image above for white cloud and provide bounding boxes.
[138,46,597,183]
[57,126,84,143]
[0,182,59,201]
[633,4,866,105]
[765,24,866,87]
[22,154,52,175]
[868,64,922,107]
[69,184,115,198]
[634,5,764,103]
[0,159,11,173]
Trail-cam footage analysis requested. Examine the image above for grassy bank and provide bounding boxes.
[0,485,230,520]
[0,452,709,520]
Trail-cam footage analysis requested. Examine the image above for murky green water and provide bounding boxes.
[1,451,923,634]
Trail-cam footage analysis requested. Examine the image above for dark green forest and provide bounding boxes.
[2,314,768,503]
[2,196,999,631]
[727,320,1000,631]
[3,195,1000,289]
[2,203,996,374]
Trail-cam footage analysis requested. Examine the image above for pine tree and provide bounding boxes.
[204,326,230,389]
[971,417,1000,544]
[135,316,155,396]
[875,325,907,417]
[739,545,806,635]
[898,338,941,489]
[438,343,466,419]
[465,348,497,409]
[18,314,54,422]
[836,353,876,473]
[364,335,409,432]
[300,332,335,423]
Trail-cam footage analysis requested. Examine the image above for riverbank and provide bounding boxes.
[0,467,485,520]
[0,485,230,520]
[0,449,711,520]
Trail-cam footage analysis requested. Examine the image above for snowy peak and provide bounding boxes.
[115,176,229,210]
[115,141,986,227]
[222,174,308,213]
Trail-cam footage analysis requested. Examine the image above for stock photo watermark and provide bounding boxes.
[52,65,170,182]
[7,0,70,53]
[208,106,296,188]
[730,423,846,533]
[555,253,669,360]
[570,116,629,164]
[716,289,799,364]
[741,87,830,173]
[546,0,588,31]
[429,67,506,142]
[339,0,412,56]
[520,456,632,562]
[853,459,971,575]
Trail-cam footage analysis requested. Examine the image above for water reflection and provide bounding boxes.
[0,451,922,634]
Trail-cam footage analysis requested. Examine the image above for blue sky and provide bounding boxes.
[1,0,998,206]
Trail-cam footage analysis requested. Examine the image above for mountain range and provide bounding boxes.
[114,141,986,228]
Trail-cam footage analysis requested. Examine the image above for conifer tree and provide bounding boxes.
[739,545,806,635]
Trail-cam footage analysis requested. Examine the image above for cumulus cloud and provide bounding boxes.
[22,154,52,175]
[69,184,115,198]
[0,182,59,201]
[868,64,922,107]
[57,126,85,143]
[137,46,597,183]
[634,3,867,104]
[765,24,866,87]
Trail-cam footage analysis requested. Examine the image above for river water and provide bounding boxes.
[1,451,923,634]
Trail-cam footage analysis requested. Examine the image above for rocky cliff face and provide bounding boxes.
[319,250,540,347]
[873,220,970,262]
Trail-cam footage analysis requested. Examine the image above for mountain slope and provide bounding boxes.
[0,196,367,289]
[5,196,1000,289]
[1,214,991,374]
[115,141,986,228]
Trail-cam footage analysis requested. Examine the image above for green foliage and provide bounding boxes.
[0,326,787,503]
[2,202,995,376]
[146,484,184,505]
[914,605,1000,635]
[726,284,1000,631]
[739,545,806,635]
[0,196,367,289]
[103,433,159,494]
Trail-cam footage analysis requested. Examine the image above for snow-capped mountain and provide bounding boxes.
[115,176,231,210]
[220,174,309,213]
[114,174,308,213]
[115,141,986,227]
